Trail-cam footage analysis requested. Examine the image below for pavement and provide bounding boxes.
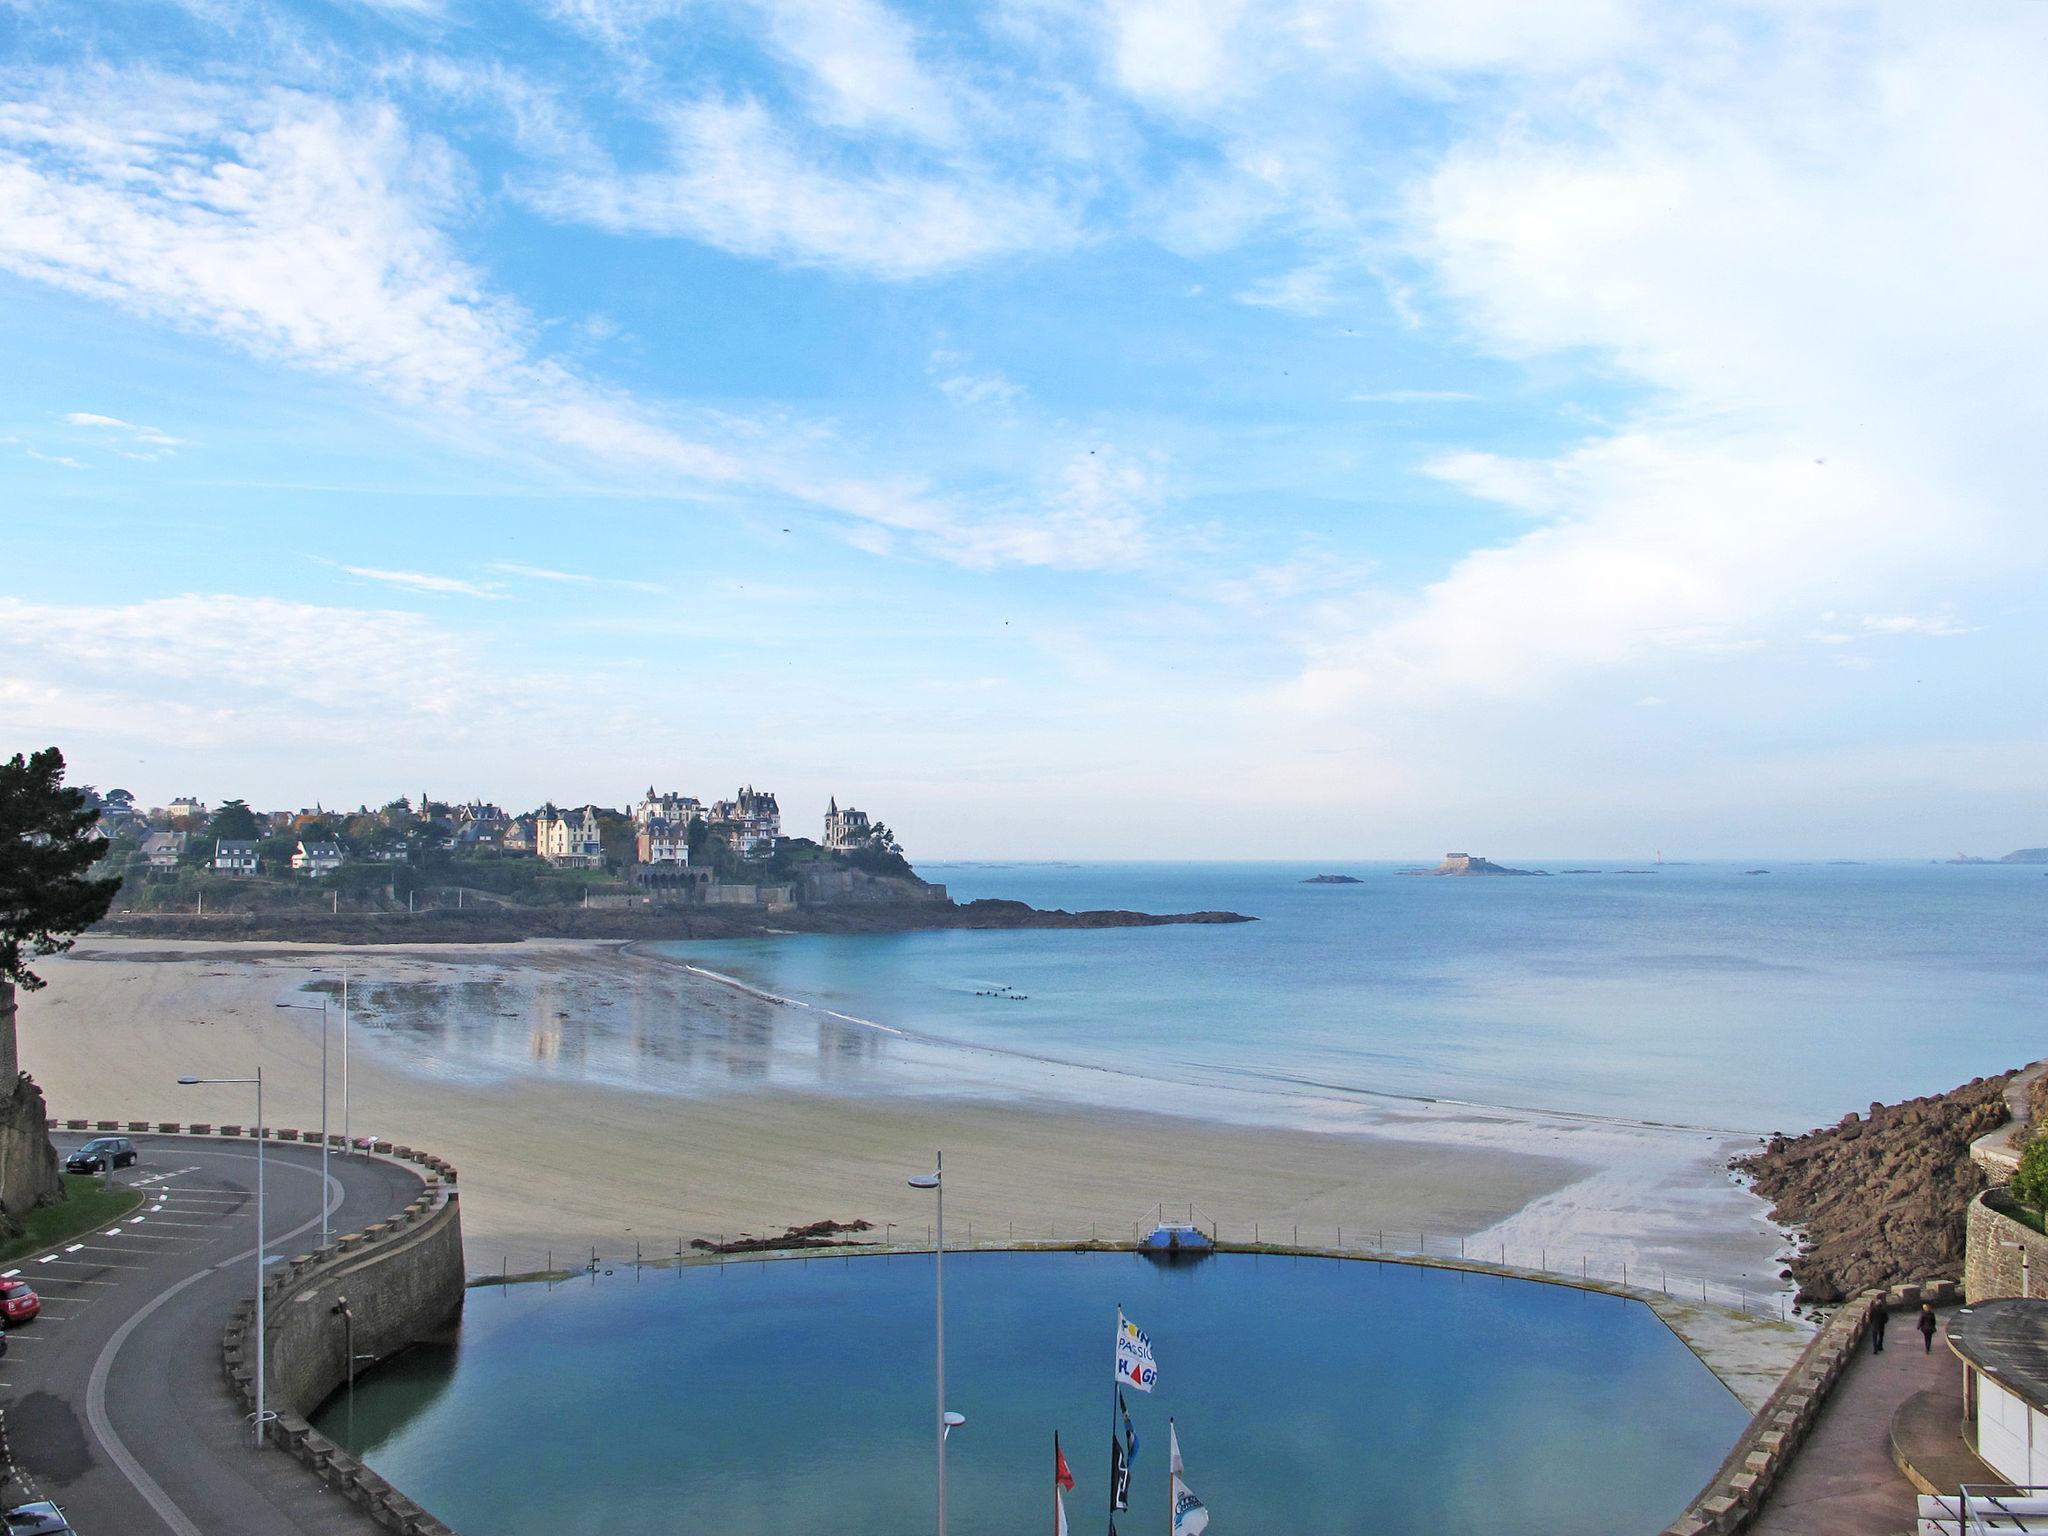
[1750,1310,1966,1536]
[2,1133,424,1536]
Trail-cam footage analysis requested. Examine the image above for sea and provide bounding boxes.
[645,859,2046,1137]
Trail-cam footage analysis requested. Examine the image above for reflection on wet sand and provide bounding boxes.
[317,953,895,1098]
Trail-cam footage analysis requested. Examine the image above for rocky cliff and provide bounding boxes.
[1736,1072,2014,1303]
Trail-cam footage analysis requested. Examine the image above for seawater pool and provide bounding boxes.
[313,1251,1748,1535]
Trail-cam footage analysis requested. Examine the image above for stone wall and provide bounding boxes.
[0,984,66,1230]
[1965,1189,2048,1302]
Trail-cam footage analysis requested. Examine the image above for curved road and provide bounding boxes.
[6,1134,426,1535]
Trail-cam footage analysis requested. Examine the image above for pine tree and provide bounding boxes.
[2,747,124,991]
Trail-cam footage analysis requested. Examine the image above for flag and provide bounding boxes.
[1168,1422,1209,1536]
[1109,1387,1137,1511]
[1055,1432,1075,1492]
[1114,1309,1157,1393]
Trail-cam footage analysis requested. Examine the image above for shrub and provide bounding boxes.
[2012,1135,2048,1216]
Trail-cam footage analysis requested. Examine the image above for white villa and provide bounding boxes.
[212,839,260,875]
[536,804,605,868]
[634,788,707,830]
[824,798,873,851]
[292,840,345,876]
[636,819,690,866]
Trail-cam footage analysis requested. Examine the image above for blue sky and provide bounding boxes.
[2,1,2043,858]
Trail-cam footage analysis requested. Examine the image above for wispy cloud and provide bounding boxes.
[336,563,505,598]
[1350,389,1477,404]
[63,411,191,454]
[488,560,663,593]
[528,96,1075,280]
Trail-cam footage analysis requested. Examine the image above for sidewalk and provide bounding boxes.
[1750,1314,1966,1536]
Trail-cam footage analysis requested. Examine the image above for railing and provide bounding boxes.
[1942,1485,2048,1534]
[476,1215,1801,1321]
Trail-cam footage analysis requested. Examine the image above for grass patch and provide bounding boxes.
[0,1175,145,1266]
[1986,1187,2047,1235]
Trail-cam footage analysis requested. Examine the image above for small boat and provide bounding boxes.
[1139,1223,1214,1260]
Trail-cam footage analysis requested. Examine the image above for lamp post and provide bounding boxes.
[179,1071,268,1446]
[275,997,331,1246]
[908,1154,957,1536]
[340,968,351,1156]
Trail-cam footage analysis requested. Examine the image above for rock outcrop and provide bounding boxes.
[1301,874,1363,884]
[1412,853,1548,877]
[1736,1072,2015,1303]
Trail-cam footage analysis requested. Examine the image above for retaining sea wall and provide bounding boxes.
[1965,1188,2048,1301]
[61,1119,467,1536]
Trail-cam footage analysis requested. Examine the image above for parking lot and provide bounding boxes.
[3,1134,426,1535]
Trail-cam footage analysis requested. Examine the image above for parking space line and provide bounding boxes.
[30,1277,119,1286]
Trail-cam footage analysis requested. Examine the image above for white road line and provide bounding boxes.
[28,1277,119,1286]
[0,1270,16,1279]
[63,1246,82,1254]
[86,1155,342,1536]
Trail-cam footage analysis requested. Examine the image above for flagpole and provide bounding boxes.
[1055,1430,1061,1536]
[1167,1417,1174,1536]
[1111,1304,1122,1536]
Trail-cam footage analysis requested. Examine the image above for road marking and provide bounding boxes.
[1,1271,16,1279]
[126,1220,216,1229]
[63,1246,82,1254]
[35,1258,53,1265]
[86,1154,343,1536]
[28,1277,118,1286]
[104,1229,123,1237]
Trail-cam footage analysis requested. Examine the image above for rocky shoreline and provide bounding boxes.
[1735,1071,2015,1303]
[89,898,1255,945]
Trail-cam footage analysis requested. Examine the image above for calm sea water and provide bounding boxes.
[315,1251,1748,1535]
[658,860,2045,1133]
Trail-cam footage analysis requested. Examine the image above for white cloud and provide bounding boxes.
[336,564,505,598]
[63,411,190,452]
[936,370,1027,408]
[488,561,664,593]
[1861,614,1973,638]
[749,0,957,141]
[531,96,1074,279]
[1235,263,1338,315]
[1280,6,2048,715]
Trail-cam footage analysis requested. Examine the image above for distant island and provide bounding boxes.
[1408,853,1549,877]
[1301,873,1363,884]
[1949,849,2048,864]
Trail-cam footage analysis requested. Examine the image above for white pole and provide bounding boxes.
[341,970,350,1157]
[319,997,330,1247]
[936,1149,947,1536]
[255,1068,267,1447]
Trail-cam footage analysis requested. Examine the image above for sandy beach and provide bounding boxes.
[19,937,1781,1291]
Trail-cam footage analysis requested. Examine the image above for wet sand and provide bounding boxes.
[21,939,1776,1292]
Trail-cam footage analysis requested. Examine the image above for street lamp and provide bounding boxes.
[179,1071,269,1446]
[909,1154,954,1536]
[275,998,331,1247]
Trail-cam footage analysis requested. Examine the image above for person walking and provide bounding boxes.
[1919,1303,1939,1354]
[1872,1302,1888,1353]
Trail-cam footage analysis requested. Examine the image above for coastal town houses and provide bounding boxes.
[291,840,344,876]
[634,788,706,830]
[502,816,536,855]
[708,786,780,857]
[823,798,872,851]
[212,838,260,875]
[536,804,604,868]
[635,818,690,867]
[142,830,186,872]
[166,796,206,822]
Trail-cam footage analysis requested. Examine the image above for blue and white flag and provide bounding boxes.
[1169,1422,1209,1536]
[1114,1309,1157,1393]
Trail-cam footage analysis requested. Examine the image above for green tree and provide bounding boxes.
[2,748,124,991]
[207,799,261,841]
[2013,1137,2048,1218]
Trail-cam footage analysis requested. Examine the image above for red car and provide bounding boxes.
[0,1282,40,1325]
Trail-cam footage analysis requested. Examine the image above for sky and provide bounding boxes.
[1,0,2043,860]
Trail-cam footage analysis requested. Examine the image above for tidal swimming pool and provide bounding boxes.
[314,1251,1748,1534]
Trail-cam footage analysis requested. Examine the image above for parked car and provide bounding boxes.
[64,1138,135,1174]
[3,1501,76,1534]
[0,1283,40,1326]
